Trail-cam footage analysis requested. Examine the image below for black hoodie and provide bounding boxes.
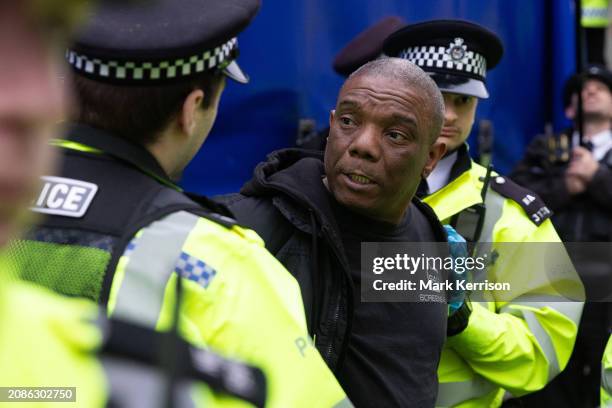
[216,149,448,407]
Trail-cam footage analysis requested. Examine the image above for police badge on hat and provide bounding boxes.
[448,38,468,63]
[384,20,504,99]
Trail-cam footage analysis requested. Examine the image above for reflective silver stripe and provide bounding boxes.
[479,188,505,244]
[499,302,561,380]
[333,397,355,408]
[603,363,612,400]
[500,294,583,326]
[471,187,504,277]
[112,211,198,326]
[436,377,497,407]
[500,297,583,380]
[523,309,560,379]
[103,357,197,408]
[582,7,609,19]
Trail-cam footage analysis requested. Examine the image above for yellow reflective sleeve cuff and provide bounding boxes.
[107,229,145,316]
[447,302,550,395]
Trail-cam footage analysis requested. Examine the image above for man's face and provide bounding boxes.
[581,79,612,119]
[324,73,441,224]
[0,4,69,247]
[439,92,478,152]
[567,79,612,121]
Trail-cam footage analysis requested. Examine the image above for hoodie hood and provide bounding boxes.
[240,148,341,238]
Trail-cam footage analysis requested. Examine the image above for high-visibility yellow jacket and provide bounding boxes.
[424,149,584,408]
[0,276,107,407]
[0,274,279,407]
[7,124,351,408]
[582,0,609,28]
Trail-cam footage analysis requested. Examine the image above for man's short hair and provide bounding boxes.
[348,57,445,144]
[72,71,224,146]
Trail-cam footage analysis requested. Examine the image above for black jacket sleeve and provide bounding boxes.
[510,135,572,211]
[586,165,612,209]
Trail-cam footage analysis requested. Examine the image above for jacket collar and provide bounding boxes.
[417,143,472,197]
[65,123,178,189]
[424,159,487,222]
[447,143,473,183]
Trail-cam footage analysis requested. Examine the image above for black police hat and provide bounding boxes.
[563,65,612,108]
[383,20,504,99]
[332,16,407,77]
[67,0,260,85]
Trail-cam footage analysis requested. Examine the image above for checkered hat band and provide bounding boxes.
[398,46,487,78]
[67,37,237,82]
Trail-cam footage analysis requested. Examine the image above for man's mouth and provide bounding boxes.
[440,127,461,137]
[347,173,374,185]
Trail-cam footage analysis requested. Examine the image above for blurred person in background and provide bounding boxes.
[0,2,107,405]
[581,0,610,65]
[511,65,612,408]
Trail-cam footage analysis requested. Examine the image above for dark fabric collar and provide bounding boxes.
[240,147,445,241]
[65,123,174,186]
[447,143,473,183]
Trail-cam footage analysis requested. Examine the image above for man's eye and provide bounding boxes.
[387,131,406,141]
[340,116,355,126]
[457,96,473,105]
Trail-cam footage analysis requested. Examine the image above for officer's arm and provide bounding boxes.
[448,215,583,396]
[157,221,351,408]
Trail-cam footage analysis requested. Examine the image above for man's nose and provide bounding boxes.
[582,82,598,96]
[348,125,381,162]
[444,104,458,124]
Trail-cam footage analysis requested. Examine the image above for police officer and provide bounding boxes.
[582,0,610,65]
[511,65,612,408]
[6,1,350,407]
[384,20,585,407]
[0,1,266,407]
[512,65,612,243]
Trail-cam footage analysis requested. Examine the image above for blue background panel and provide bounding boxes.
[181,0,577,195]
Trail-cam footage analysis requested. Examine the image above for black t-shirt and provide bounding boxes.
[331,200,447,408]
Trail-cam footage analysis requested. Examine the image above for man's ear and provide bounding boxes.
[422,140,447,178]
[179,89,204,136]
[329,109,336,127]
[565,94,578,120]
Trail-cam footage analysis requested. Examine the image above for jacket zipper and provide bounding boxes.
[323,233,354,369]
[325,299,341,362]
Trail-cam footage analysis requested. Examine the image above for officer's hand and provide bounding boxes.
[565,173,587,195]
[567,146,599,183]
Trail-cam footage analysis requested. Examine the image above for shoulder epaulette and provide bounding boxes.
[184,192,238,228]
[490,175,553,226]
